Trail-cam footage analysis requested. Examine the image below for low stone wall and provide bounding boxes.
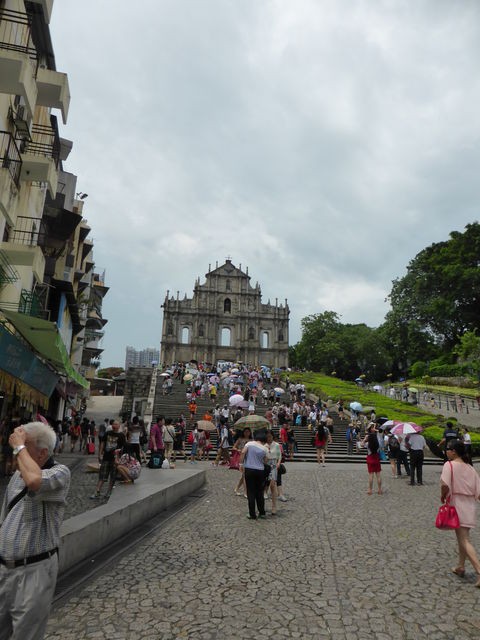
[59,467,206,574]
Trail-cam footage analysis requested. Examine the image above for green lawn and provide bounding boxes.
[285,372,480,451]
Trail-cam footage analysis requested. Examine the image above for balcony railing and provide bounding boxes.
[85,329,104,341]
[0,131,22,186]
[0,250,19,287]
[7,215,46,246]
[19,122,60,167]
[18,288,48,319]
[0,8,37,62]
[0,288,49,319]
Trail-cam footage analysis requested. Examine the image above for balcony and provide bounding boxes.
[0,229,45,281]
[0,131,22,218]
[36,68,70,124]
[82,238,93,260]
[84,329,104,351]
[0,250,19,288]
[19,121,60,196]
[0,9,38,117]
[27,0,53,24]
[18,287,48,319]
[8,214,46,246]
[0,287,49,319]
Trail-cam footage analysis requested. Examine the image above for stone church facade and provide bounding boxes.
[160,260,289,368]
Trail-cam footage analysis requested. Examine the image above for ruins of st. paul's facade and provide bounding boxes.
[160,260,289,368]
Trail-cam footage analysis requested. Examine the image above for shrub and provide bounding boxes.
[423,426,480,458]
[429,363,471,377]
[410,361,427,378]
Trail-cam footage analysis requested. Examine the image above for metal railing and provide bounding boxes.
[7,215,46,246]
[84,329,104,342]
[18,288,49,319]
[0,288,49,319]
[0,8,37,61]
[0,250,19,287]
[19,123,60,167]
[0,131,22,186]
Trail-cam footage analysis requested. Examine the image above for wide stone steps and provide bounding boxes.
[151,379,442,465]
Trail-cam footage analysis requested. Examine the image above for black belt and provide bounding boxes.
[0,548,58,569]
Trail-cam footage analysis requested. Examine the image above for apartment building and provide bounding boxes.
[0,0,108,421]
[125,347,159,370]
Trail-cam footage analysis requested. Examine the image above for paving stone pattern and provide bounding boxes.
[46,462,480,639]
[0,451,103,519]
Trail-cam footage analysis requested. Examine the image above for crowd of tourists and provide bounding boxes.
[2,356,480,640]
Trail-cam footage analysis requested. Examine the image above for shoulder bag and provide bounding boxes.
[435,461,460,530]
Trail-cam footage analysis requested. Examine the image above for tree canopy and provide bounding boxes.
[292,222,480,380]
[387,222,480,348]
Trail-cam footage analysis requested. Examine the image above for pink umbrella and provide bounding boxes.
[383,420,423,435]
[229,394,245,406]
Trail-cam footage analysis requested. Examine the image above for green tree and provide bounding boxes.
[387,222,480,348]
[454,330,480,361]
[293,312,392,380]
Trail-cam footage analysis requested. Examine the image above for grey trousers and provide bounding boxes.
[0,553,58,640]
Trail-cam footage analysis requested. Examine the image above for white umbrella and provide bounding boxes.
[159,372,170,377]
[229,394,245,406]
[373,385,383,391]
[274,387,284,394]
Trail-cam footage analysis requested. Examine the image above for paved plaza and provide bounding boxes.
[44,461,480,640]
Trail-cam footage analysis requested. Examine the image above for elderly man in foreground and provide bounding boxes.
[0,421,71,640]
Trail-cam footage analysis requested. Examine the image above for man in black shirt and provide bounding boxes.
[90,421,126,499]
[438,421,459,461]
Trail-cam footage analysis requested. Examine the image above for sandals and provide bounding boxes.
[452,567,465,577]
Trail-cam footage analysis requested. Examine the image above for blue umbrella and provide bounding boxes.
[350,401,363,412]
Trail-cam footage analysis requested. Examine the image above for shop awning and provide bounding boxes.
[0,310,89,389]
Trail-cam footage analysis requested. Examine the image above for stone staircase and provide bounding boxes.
[151,378,442,465]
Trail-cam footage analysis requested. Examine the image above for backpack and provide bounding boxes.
[295,415,302,426]
[388,435,399,450]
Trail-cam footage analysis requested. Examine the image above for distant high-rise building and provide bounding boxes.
[125,346,159,370]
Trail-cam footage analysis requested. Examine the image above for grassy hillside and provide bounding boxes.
[285,372,480,450]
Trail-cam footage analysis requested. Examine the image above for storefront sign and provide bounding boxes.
[0,325,59,396]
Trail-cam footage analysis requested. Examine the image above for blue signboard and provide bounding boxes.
[0,325,59,396]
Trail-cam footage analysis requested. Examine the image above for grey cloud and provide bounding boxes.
[50,0,480,364]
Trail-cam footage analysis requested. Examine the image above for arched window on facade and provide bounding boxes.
[278,330,284,341]
[248,326,255,340]
[167,322,173,336]
[181,327,190,344]
[224,298,231,313]
[198,323,204,337]
[226,279,231,291]
[221,327,231,346]
[261,331,269,349]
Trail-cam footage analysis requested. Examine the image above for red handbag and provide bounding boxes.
[435,462,460,530]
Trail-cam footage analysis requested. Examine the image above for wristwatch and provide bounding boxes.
[12,444,26,456]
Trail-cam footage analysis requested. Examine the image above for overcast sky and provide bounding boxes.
[50,0,480,368]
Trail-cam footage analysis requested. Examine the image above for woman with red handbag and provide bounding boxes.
[440,439,480,586]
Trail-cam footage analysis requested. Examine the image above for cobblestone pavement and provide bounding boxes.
[1,451,106,519]
[45,462,480,640]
